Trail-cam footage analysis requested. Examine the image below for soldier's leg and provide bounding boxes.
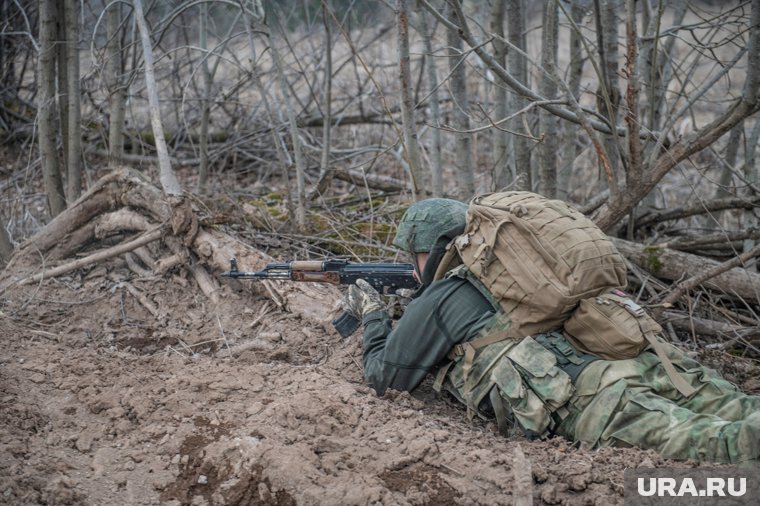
[560,354,760,464]
[657,342,760,420]
[597,385,760,464]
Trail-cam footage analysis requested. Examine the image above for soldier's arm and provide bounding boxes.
[361,278,494,396]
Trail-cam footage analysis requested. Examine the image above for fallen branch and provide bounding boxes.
[122,281,159,317]
[333,169,406,193]
[635,195,760,228]
[125,252,153,278]
[3,167,342,328]
[19,225,167,285]
[662,310,754,339]
[133,246,157,271]
[154,251,188,275]
[655,230,760,252]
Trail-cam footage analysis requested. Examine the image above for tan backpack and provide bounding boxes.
[436,191,628,338]
[436,192,695,397]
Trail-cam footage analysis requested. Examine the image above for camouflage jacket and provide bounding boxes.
[361,274,588,437]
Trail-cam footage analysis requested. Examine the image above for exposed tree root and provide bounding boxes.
[1,167,339,326]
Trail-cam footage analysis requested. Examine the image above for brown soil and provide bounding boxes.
[0,263,751,505]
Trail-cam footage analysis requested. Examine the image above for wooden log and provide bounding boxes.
[611,237,760,302]
[191,228,339,324]
[333,169,406,193]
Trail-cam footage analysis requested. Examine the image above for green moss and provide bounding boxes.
[644,246,663,274]
[355,222,394,243]
[138,130,174,146]
[139,131,155,145]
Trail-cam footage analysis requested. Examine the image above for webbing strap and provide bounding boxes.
[607,292,696,397]
[433,245,461,281]
[432,361,454,392]
[643,333,697,397]
[534,332,598,382]
[447,329,511,382]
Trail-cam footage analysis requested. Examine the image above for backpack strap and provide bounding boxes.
[433,239,463,281]
[447,328,514,383]
[642,333,697,397]
[443,266,510,381]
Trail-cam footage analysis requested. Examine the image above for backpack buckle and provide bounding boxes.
[447,343,466,360]
[622,298,645,318]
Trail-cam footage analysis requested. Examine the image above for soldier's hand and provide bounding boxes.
[341,279,384,319]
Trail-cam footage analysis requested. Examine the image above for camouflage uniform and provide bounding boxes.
[357,198,760,465]
[557,341,760,465]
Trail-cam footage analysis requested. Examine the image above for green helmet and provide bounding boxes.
[393,198,468,253]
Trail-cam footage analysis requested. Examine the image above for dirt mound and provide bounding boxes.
[0,264,744,505]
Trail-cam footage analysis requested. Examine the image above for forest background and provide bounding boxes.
[2,0,758,344]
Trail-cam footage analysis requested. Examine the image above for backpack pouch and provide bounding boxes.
[491,336,575,436]
[563,292,660,360]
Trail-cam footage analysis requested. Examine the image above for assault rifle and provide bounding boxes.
[222,258,419,337]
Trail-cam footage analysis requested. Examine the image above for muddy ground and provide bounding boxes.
[1,258,756,506]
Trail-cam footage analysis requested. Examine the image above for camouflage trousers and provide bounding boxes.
[556,341,760,465]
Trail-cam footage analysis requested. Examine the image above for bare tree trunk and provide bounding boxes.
[65,0,82,202]
[635,0,665,216]
[240,2,296,223]
[506,0,531,190]
[133,0,183,197]
[743,109,760,271]
[558,1,586,200]
[716,123,743,198]
[198,1,211,194]
[397,0,426,199]
[0,1,5,101]
[38,0,66,217]
[0,213,12,265]
[537,0,559,198]
[106,2,126,167]
[594,0,621,193]
[56,0,69,174]
[712,122,744,228]
[416,2,443,196]
[490,0,510,190]
[623,0,643,201]
[270,22,307,230]
[312,0,334,199]
[447,3,475,199]
[650,0,688,135]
